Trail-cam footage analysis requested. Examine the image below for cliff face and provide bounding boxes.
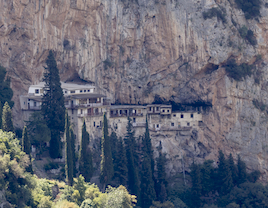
[1,0,268,178]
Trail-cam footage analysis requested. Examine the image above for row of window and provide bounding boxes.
[172,113,194,118]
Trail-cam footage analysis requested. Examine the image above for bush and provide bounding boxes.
[225,59,252,81]
[252,99,266,111]
[103,59,113,70]
[238,26,257,46]
[203,7,227,23]
[44,162,59,171]
[234,0,261,19]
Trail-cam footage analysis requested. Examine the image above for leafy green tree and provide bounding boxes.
[100,113,114,186]
[113,136,128,186]
[0,65,14,128]
[125,117,140,198]
[141,154,156,208]
[73,175,87,205]
[79,120,93,182]
[41,50,65,158]
[65,113,73,186]
[2,101,13,132]
[237,155,247,185]
[190,162,202,208]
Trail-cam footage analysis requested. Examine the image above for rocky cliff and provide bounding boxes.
[1,0,268,179]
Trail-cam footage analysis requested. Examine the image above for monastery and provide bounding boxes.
[20,82,203,147]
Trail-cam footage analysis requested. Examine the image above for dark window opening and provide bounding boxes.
[80,90,82,93]
[181,114,184,118]
[171,123,174,126]
[191,113,194,118]
[156,107,159,111]
[156,124,159,128]
[34,102,36,107]
[35,89,39,94]
[167,110,170,112]
[72,109,74,114]
[173,114,176,117]
[71,90,75,93]
[94,122,95,127]
[84,90,86,92]
[187,122,190,126]
[81,109,83,114]
[133,118,136,123]
[162,110,165,112]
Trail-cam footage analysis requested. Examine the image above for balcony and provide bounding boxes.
[66,102,104,109]
[109,112,143,118]
[78,112,103,117]
[133,122,146,127]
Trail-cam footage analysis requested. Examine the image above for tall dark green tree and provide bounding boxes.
[0,65,14,129]
[114,136,128,186]
[156,141,167,202]
[228,154,238,186]
[22,126,32,172]
[200,160,214,196]
[100,112,114,186]
[79,120,93,182]
[41,50,65,158]
[217,150,233,195]
[190,162,202,208]
[70,126,76,177]
[110,131,118,163]
[65,112,73,186]
[125,117,140,198]
[237,155,247,185]
[140,154,156,208]
[2,101,13,132]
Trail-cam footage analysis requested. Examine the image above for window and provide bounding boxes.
[167,110,170,112]
[149,107,152,111]
[171,123,174,126]
[34,102,36,107]
[35,89,39,94]
[173,114,176,117]
[187,122,190,126]
[100,121,102,126]
[80,109,83,114]
[88,90,90,92]
[191,113,194,118]
[94,122,95,127]
[156,124,159,128]
[71,90,75,93]
[72,109,74,114]
[181,114,184,118]
[133,118,136,123]
[80,90,82,93]
[156,107,159,111]
[84,90,86,92]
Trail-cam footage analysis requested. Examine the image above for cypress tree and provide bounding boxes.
[140,154,156,208]
[100,112,114,186]
[228,153,238,186]
[65,112,73,186]
[156,141,167,202]
[125,117,140,198]
[217,150,233,195]
[190,162,202,208]
[70,126,76,177]
[2,101,13,132]
[110,131,118,163]
[237,155,247,185]
[41,50,65,158]
[22,126,32,172]
[79,120,93,182]
[200,160,214,196]
[114,137,128,186]
[0,65,14,129]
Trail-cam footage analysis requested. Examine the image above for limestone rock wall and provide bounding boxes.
[1,0,268,179]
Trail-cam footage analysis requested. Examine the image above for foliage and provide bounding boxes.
[189,162,202,208]
[66,113,74,186]
[202,7,227,23]
[2,101,13,132]
[125,117,140,198]
[225,59,252,81]
[113,136,128,186]
[22,126,32,172]
[238,26,257,46]
[53,200,79,208]
[150,201,175,208]
[0,65,14,128]
[38,196,53,208]
[100,113,114,186]
[26,111,51,148]
[237,155,247,185]
[103,58,113,70]
[41,50,65,158]
[44,162,59,171]
[234,0,261,19]
[252,99,266,111]
[79,120,93,182]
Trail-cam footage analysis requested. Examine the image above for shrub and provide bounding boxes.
[234,0,261,19]
[203,7,227,23]
[252,99,266,111]
[238,25,248,38]
[44,162,59,171]
[246,29,257,46]
[103,59,113,70]
[225,59,252,81]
